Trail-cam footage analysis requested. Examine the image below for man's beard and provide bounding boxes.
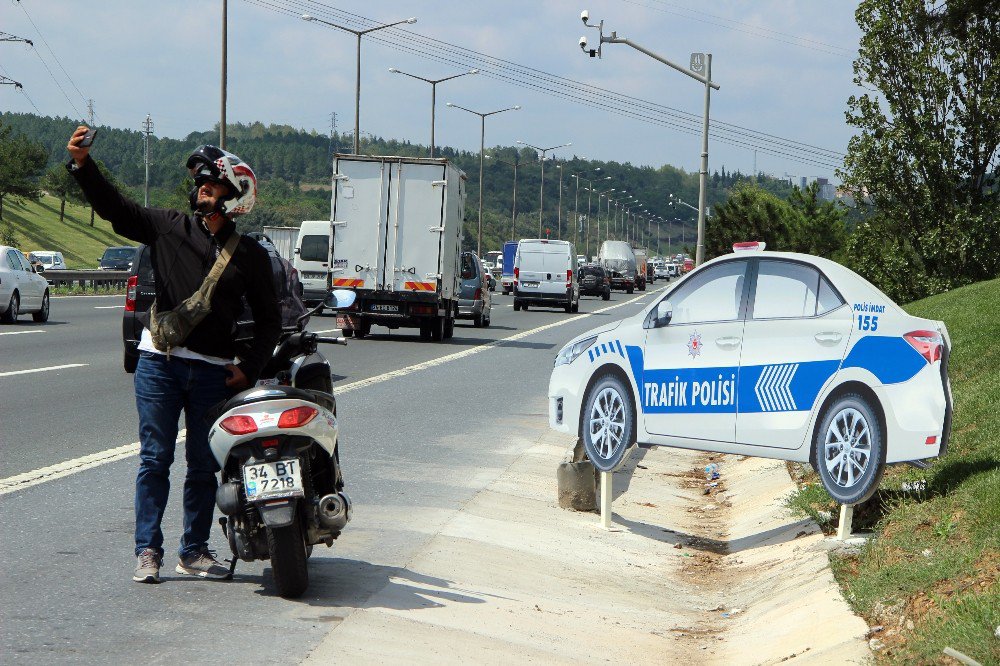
[195,196,215,213]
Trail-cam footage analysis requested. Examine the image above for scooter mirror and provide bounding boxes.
[325,289,357,310]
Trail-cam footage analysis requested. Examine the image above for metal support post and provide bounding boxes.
[600,471,612,528]
[837,504,854,540]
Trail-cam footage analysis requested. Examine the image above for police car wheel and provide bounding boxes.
[582,374,635,473]
[812,393,885,505]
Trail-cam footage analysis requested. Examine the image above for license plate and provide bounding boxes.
[522,281,539,288]
[369,303,400,313]
[243,459,304,501]
[302,271,327,280]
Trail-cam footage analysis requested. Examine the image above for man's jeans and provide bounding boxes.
[133,352,231,559]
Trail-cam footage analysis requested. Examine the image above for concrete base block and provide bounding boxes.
[557,460,597,511]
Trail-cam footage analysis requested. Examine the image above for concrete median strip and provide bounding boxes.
[0,290,664,495]
[303,432,869,664]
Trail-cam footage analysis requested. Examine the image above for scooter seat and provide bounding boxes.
[206,385,332,424]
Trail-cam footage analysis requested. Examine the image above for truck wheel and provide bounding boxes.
[354,321,371,339]
[639,282,646,292]
[811,393,886,505]
[430,317,445,342]
[513,300,522,311]
[444,316,455,339]
[419,324,432,340]
[341,328,354,338]
[626,286,634,294]
[581,374,635,473]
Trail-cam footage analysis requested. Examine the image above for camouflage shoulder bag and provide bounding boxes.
[149,231,241,354]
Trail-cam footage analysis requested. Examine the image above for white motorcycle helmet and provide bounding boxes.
[186,145,257,217]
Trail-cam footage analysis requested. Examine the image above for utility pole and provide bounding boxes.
[329,111,338,170]
[220,0,227,149]
[87,99,95,125]
[142,114,154,207]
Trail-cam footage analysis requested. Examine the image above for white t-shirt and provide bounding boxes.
[138,328,233,366]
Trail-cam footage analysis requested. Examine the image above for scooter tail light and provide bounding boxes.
[904,330,943,364]
[278,406,318,429]
[220,415,257,435]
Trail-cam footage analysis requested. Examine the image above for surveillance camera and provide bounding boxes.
[579,35,588,49]
[581,10,590,23]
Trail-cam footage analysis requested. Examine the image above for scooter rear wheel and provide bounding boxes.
[267,514,309,598]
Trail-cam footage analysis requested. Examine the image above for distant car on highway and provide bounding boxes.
[28,251,67,271]
[481,260,497,291]
[549,241,954,505]
[458,252,492,327]
[653,261,671,280]
[1,245,51,323]
[99,246,138,271]
[578,263,611,301]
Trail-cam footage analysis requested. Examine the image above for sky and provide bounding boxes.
[1,0,862,183]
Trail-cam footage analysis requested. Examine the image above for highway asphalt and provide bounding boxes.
[0,284,669,664]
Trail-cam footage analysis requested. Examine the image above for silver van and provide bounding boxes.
[512,239,579,313]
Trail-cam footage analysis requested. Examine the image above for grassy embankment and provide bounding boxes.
[787,278,999,664]
[1,195,132,293]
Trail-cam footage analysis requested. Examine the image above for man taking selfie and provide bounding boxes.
[67,126,281,584]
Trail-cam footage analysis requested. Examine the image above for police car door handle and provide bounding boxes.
[715,336,741,349]
[815,332,843,344]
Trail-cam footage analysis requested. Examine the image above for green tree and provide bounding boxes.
[840,0,1000,301]
[787,182,848,259]
[705,183,799,259]
[41,163,80,222]
[0,123,48,220]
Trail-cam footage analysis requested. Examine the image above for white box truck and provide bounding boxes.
[329,154,466,341]
[262,225,299,263]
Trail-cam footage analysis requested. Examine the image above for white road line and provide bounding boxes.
[94,305,125,310]
[0,363,89,378]
[0,432,186,497]
[0,330,45,336]
[0,287,665,494]
[334,287,666,395]
[312,329,342,334]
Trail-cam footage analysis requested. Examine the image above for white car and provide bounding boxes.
[28,250,67,271]
[548,243,953,504]
[1,246,51,323]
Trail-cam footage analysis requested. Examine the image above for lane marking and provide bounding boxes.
[94,305,125,310]
[0,432,186,497]
[0,288,665,494]
[334,288,666,395]
[0,363,88,378]
[312,329,342,334]
[0,330,46,336]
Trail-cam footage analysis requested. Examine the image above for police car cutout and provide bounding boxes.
[549,242,953,504]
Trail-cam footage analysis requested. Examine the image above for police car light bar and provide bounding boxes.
[733,241,766,252]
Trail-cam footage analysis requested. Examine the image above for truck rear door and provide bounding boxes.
[386,161,448,295]
[331,158,389,291]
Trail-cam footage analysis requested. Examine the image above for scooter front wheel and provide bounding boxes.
[267,514,309,598]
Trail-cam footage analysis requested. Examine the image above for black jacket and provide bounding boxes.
[69,156,280,382]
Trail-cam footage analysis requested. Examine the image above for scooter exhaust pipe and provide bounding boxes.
[317,492,352,530]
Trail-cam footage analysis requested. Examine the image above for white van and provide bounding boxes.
[293,220,333,305]
[513,239,579,313]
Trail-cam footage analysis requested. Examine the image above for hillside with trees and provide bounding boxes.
[0,111,798,260]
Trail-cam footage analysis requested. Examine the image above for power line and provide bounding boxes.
[15,0,90,102]
[248,0,843,169]
[623,0,855,58]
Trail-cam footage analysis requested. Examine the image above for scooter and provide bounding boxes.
[206,290,356,598]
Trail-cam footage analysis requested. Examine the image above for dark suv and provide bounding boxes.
[578,264,611,300]
[122,244,155,372]
[100,246,139,270]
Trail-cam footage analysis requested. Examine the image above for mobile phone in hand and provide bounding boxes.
[79,128,97,147]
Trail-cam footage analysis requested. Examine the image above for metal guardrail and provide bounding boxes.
[43,270,129,290]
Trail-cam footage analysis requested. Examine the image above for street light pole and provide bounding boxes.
[448,103,521,257]
[571,173,580,250]
[556,165,564,239]
[303,13,418,155]
[517,140,572,237]
[580,12,719,266]
[389,67,478,156]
